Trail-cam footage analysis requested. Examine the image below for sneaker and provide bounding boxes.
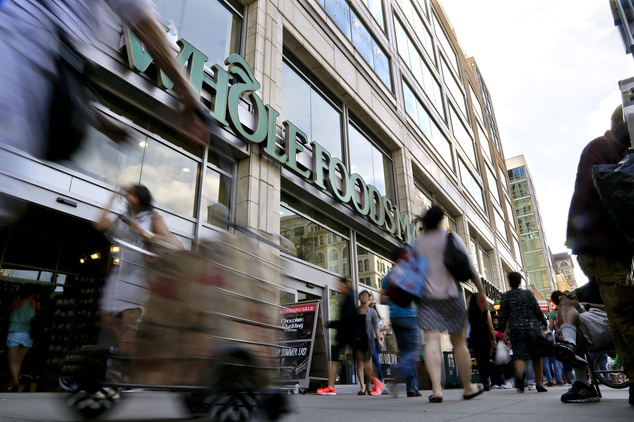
[369,377,384,395]
[561,381,600,403]
[92,387,120,400]
[316,386,336,395]
[528,384,535,391]
[503,381,514,389]
[382,386,391,395]
[554,341,587,368]
[536,384,548,393]
[491,384,501,389]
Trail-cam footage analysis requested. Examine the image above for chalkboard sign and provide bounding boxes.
[277,301,327,389]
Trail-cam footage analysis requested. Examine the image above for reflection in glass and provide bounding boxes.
[204,166,233,226]
[140,137,198,217]
[325,0,352,39]
[348,124,394,200]
[357,245,391,290]
[280,206,349,276]
[351,11,374,66]
[311,89,342,158]
[153,0,242,70]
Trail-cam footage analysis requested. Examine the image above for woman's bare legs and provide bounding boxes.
[450,329,481,396]
[7,345,29,389]
[423,330,443,398]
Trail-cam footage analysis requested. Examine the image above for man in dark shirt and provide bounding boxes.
[565,105,634,405]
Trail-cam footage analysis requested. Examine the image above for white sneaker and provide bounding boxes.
[528,384,535,391]
[503,381,514,389]
[490,384,501,389]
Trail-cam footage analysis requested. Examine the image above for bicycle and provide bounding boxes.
[589,350,629,394]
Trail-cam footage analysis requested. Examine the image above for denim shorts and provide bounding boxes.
[6,332,33,348]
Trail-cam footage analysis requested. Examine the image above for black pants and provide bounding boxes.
[469,338,491,386]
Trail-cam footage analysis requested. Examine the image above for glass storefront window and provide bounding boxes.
[322,0,392,88]
[153,0,242,71]
[403,81,452,168]
[486,165,500,205]
[451,107,476,166]
[362,0,384,29]
[348,124,395,200]
[413,183,433,219]
[282,62,343,159]
[357,240,391,291]
[203,153,234,227]
[459,159,485,210]
[280,204,350,276]
[395,18,442,113]
[139,137,199,217]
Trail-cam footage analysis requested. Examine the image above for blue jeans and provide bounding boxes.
[391,317,419,392]
[542,356,563,382]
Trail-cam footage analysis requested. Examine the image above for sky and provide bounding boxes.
[439,1,634,287]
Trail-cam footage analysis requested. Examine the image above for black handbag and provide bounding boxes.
[443,232,472,281]
[528,323,554,357]
[44,30,92,161]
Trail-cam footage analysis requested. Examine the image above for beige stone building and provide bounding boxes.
[1,0,526,388]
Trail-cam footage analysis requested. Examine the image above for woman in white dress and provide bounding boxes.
[94,185,181,356]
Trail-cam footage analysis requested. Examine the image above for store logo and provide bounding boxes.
[124,29,415,244]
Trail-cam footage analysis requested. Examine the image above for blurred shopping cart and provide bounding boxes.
[62,227,290,422]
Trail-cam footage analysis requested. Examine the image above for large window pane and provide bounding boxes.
[459,159,484,210]
[311,90,343,158]
[282,63,312,140]
[357,241,391,291]
[451,107,476,165]
[153,0,242,70]
[282,63,343,159]
[203,166,233,226]
[140,138,198,217]
[280,206,350,276]
[325,0,352,39]
[348,124,394,200]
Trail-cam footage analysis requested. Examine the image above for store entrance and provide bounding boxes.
[0,205,110,392]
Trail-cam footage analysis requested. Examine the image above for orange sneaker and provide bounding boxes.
[370,377,384,396]
[316,386,337,395]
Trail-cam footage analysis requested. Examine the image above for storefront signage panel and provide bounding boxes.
[124,30,414,244]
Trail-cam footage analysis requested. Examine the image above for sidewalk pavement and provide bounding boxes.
[0,383,631,422]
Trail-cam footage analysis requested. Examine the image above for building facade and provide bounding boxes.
[553,252,579,291]
[1,0,525,389]
[506,155,556,299]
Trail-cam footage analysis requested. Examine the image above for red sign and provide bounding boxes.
[537,299,549,313]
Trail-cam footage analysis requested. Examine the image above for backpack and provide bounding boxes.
[385,245,427,307]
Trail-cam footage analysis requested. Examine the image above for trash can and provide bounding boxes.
[442,350,480,388]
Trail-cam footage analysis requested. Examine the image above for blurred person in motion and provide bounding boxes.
[490,313,515,389]
[417,205,486,403]
[93,185,182,361]
[5,285,41,392]
[468,288,495,391]
[368,293,389,394]
[317,277,365,396]
[380,248,421,397]
[565,105,634,405]
[498,272,548,393]
[0,0,209,226]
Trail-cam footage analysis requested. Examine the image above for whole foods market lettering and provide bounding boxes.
[124,30,414,243]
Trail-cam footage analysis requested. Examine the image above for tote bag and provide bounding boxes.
[385,245,428,307]
[443,233,472,282]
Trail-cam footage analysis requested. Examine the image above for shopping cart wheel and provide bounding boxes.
[66,389,118,420]
[208,387,258,422]
[183,392,213,418]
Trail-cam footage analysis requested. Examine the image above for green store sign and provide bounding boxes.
[124,29,415,244]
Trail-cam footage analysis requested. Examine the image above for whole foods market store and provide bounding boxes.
[0,1,417,391]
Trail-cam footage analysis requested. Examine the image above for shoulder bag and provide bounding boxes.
[443,232,473,282]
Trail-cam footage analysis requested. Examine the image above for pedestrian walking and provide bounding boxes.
[416,205,486,403]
